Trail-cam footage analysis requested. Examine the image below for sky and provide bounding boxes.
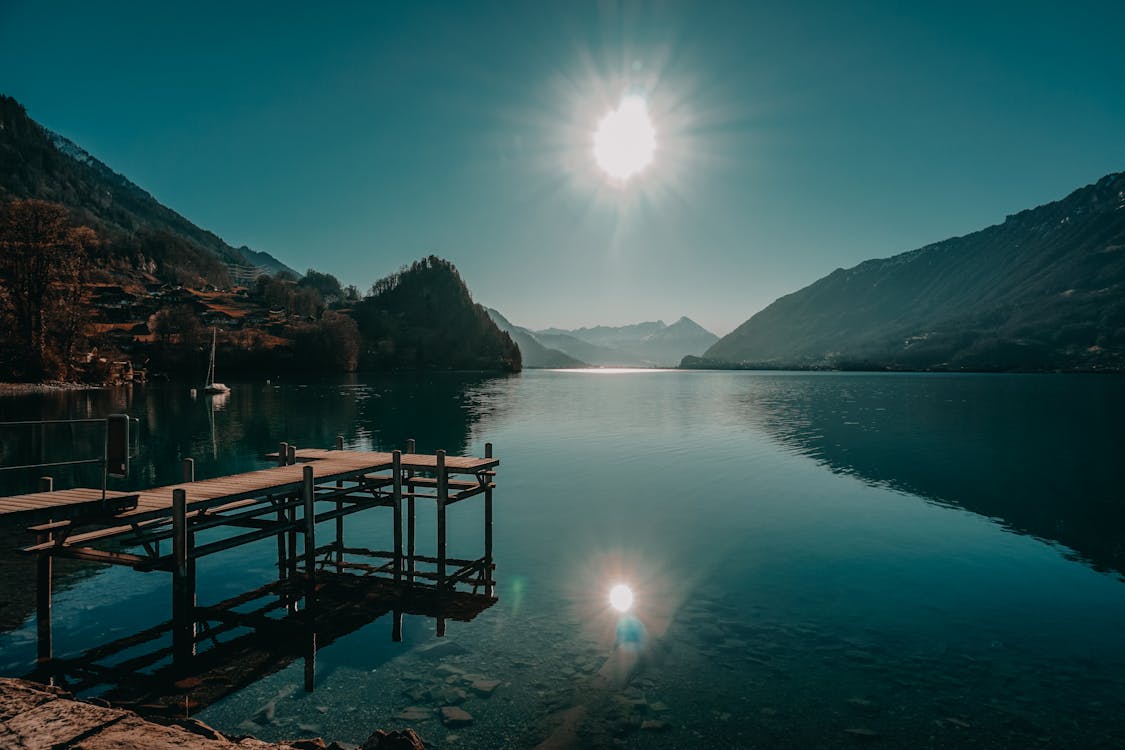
[2,0,1123,335]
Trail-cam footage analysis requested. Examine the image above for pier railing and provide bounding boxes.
[0,415,139,497]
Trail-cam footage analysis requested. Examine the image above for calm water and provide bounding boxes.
[1,371,1124,748]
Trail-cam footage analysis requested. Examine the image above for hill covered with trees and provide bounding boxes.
[0,94,292,288]
[694,172,1125,372]
[352,257,520,372]
[0,95,520,381]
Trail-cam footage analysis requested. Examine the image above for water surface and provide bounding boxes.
[1,371,1123,748]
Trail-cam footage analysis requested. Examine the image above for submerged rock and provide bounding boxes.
[439,706,474,727]
[395,707,433,722]
[470,680,501,696]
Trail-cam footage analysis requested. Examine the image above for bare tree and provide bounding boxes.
[0,200,96,380]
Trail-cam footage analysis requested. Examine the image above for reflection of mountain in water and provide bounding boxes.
[738,374,1125,577]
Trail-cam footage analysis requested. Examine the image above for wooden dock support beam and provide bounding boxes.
[335,435,344,572]
[36,476,53,665]
[182,458,194,483]
[392,450,403,582]
[484,442,494,596]
[302,465,316,588]
[171,488,195,668]
[406,438,416,583]
[286,442,298,583]
[436,449,447,589]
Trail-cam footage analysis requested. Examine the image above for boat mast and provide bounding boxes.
[207,327,217,386]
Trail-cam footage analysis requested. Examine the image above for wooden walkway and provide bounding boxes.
[4,440,500,671]
[0,449,496,523]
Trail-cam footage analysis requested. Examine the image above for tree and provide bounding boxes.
[151,305,205,349]
[299,268,343,307]
[0,200,97,379]
[293,312,361,372]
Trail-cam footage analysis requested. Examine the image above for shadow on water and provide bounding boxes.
[734,373,1125,577]
[30,573,496,719]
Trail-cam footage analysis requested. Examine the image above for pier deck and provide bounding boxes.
[3,439,499,673]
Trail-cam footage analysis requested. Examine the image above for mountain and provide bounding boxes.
[538,317,718,366]
[485,308,586,368]
[697,172,1125,372]
[0,94,293,286]
[636,316,720,365]
[540,321,666,348]
[351,256,521,372]
[534,331,635,366]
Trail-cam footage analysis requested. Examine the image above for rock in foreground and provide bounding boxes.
[0,678,425,750]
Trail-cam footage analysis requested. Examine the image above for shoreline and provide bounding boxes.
[0,382,106,396]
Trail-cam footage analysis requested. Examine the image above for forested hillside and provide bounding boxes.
[697,172,1125,372]
[352,257,520,372]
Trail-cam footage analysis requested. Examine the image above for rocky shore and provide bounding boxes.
[0,678,425,750]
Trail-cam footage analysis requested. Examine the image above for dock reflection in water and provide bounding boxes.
[32,573,496,717]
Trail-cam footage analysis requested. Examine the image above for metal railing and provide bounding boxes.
[0,415,139,498]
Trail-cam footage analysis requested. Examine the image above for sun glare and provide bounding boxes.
[593,95,656,181]
[609,583,634,612]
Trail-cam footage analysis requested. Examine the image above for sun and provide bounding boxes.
[609,583,634,612]
[593,95,656,181]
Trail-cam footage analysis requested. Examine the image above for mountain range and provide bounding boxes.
[485,309,587,368]
[0,95,293,286]
[693,172,1125,372]
[487,311,718,368]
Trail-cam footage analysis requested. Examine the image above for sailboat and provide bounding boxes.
[202,327,231,395]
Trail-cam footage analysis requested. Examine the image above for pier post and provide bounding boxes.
[406,439,416,583]
[36,476,53,666]
[392,610,403,642]
[302,465,316,587]
[436,450,447,589]
[182,458,194,483]
[484,442,494,597]
[287,443,298,583]
[392,450,403,582]
[335,435,344,572]
[172,488,195,667]
[275,443,288,585]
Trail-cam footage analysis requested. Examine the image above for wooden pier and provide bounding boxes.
[3,437,499,673]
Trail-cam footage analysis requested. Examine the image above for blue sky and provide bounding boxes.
[2,0,1123,334]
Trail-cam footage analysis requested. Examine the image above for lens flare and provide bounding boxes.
[593,96,656,181]
[609,583,634,612]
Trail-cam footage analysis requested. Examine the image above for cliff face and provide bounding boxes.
[702,172,1125,371]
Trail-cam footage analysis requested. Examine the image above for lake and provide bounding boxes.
[1,370,1124,748]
